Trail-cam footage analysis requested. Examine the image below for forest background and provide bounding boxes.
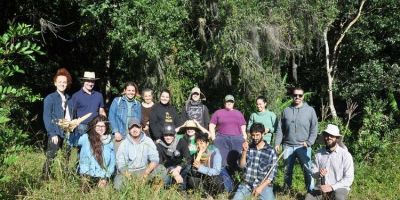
[0,0,399,199]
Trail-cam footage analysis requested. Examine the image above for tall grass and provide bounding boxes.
[1,145,399,200]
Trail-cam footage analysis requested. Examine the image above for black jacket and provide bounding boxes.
[156,138,191,168]
[149,103,182,140]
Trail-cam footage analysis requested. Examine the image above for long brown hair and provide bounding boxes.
[87,115,110,168]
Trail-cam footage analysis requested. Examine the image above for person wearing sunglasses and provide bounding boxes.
[275,87,318,193]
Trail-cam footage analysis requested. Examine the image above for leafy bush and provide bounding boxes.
[0,23,44,184]
[353,96,396,161]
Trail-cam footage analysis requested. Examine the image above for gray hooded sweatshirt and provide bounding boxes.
[275,102,318,146]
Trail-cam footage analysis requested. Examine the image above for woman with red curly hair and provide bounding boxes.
[42,68,73,179]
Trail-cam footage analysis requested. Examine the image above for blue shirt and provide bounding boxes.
[72,89,104,124]
[43,91,74,138]
[197,146,222,176]
[243,142,277,190]
[78,134,115,178]
[109,96,142,137]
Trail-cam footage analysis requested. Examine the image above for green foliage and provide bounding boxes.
[353,96,396,161]
[351,141,400,200]
[79,0,202,107]
[0,23,44,183]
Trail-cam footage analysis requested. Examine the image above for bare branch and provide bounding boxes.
[39,18,74,44]
[333,0,366,55]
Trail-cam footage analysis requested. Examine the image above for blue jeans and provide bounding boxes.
[214,134,244,167]
[233,184,275,200]
[69,124,88,147]
[283,145,314,192]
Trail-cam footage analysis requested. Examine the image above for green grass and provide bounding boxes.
[1,145,399,200]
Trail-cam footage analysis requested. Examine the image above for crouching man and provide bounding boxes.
[187,132,225,196]
[156,124,191,190]
[233,123,277,200]
[305,124,354,200]
[114,118,162,189]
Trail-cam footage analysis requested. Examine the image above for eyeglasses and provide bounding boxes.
[192,92,200,96]
[293,94,304,98]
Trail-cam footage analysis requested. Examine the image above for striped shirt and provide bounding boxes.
[244,142,277,190]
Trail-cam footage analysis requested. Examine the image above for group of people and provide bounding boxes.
[43,68,354,200]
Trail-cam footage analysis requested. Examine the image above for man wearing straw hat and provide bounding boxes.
[233,123,277,200]
[70,71,106,146]
[305,124,354,200]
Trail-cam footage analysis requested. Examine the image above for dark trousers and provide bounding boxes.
[42,136,65,179]
[187,172,225,196]
[305,188,349,200]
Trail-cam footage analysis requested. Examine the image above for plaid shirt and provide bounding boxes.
[244,142,277,190]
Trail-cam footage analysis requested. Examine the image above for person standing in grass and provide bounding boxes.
[233,123,277,200]
[70,71,106,147]
[114,118,162,190]
[275,87,318,192]
[247,96,277,144]
[156,124,191,190]
[209,94,247,168]
[305,124,354,200]
[42,68,74,179]
[141,88,154,136]
[109,82,142,150]
[149,89,182,141]
[78,115,115,189]
[180,86,210,130]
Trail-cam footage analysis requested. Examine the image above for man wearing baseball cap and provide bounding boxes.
[305,124,354,200]
[114,118,161,189]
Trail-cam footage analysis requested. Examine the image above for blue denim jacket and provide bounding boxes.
[109,96,141,137]
[43,91,74,138]
[78,134,115,178]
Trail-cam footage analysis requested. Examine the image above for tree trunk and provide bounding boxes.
[105,44,112,105]
[292,52,298,83]
[323,0,366,119]
[324,27,338,118]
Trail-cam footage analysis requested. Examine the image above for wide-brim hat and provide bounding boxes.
[180,120,201,132]
[80,71,100,80]
[323,124,341,137]
[128,118,142,129]
[188,86,206,101]
[317,124,347,150]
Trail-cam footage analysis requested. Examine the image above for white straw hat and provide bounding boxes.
[80,71,100,80]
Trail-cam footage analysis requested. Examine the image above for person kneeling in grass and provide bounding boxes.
[156,123,191,190]
[233,123,277,200]
[114,118,163,190]
[78,115,115,189]
[305,124,354,200]
[187,132,225,197]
